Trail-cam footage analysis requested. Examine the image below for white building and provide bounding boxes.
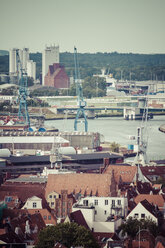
[9,48,29,75]
[22,196,42,209]
[126,200,158,224]
[9,48,36,81]
[42,45,59,85]
[75,196,128,220]
[9,48,18,74]
[27,60,36,81]
[72,196,127,233]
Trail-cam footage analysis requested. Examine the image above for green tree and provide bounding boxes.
[110,142,120,152]
[119,217,159,239]
[35,222,100,248]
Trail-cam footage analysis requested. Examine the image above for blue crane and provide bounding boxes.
[74,47,88,132]
[16,49,30,128]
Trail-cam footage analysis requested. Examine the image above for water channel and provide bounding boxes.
[45,115,165,161]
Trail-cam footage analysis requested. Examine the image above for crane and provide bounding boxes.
[74,47,88,132]
[16,49,30,127]
[133,89,150,166]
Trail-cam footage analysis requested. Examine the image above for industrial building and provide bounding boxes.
[9,48,36,81]
[42,45,59,85]
[44,63,69,88]
[27,60,36,80]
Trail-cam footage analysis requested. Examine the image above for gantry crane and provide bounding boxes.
[16,49,30,127]
[74,47,88,132]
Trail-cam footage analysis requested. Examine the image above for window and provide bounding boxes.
[141,214,145,218]
[105,200,108,205]
[134,213,139,218]
[44,215,47,220]
[83,200,88,206]
[54,195,56,199]
[94,200,98,206]
[117,200,121,205]
[104,210,107,215]
[48,216,51,220]
[33,202,37,208]
[51,202,54,206]
[112,200,115,207]
[49,195,52,198]
[95,210,97,215]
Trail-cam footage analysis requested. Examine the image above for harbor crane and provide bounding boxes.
[16,49,30,127]
[74,47,88,132]
[133,90,149,166]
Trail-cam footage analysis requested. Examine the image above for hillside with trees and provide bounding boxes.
[1,50,165,81]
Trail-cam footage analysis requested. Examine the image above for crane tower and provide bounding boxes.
[16,49,30,127]
[74,47,88,132]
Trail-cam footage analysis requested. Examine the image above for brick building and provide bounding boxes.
[46,189,75,219]
[44,63,69,89]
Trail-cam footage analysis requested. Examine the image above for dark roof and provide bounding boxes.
[137,181,160,195]
[0,183,46,205]
[5,155,50,164]
[141,166,165,176]
[70,210,89,230]
[3,152,122,165]
[140,199,159,218]
[68,152,123,161]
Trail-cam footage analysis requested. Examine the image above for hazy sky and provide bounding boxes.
[0,0,165,54]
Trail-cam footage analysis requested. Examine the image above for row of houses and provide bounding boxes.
[0,162,165,247]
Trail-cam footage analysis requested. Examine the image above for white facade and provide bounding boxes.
[42,45,59,85]
[72,205,123,233]
[9,48,33,79]
[75,196,128,220]
[124,107,140,120]
[9,48,17,74]
[22,48,29,71]
[126,202,158,224]
[27,60,36,80]
[22,196,42,209]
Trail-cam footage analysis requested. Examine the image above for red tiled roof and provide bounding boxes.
[0,183,46,205]
[45,173,113,198]
[155,241,165,248]
[134,194,165,208]
[27,209,56,226]
[103,165,137,183]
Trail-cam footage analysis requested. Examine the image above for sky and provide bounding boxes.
[0,0,165,54]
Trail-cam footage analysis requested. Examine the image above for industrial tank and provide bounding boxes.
[58,146,76,155]
[0,149,11,157]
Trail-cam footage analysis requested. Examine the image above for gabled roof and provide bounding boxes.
[2,209,46,242]
[127,199,159,220]
[45,173,113,198]
[134,194,165,208]
[103,165,137,183]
